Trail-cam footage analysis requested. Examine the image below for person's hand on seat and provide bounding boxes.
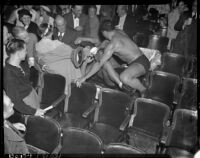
[75,77,86,87]
[35,109,46,117]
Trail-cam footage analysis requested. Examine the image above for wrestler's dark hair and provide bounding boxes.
[6,38,26,56]
[100,20,114,32]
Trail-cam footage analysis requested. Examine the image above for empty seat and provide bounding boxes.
[104,143,145,154]
[159,52,186,77]
[60,127,103,154]
[144,71,180,109]
[24,116,62,153]
[89,88,132,145]
[164,109,198,155]
[57,82,100,129]
[148,35,169,54]
[128,98,170,153]
[176,78,197,111]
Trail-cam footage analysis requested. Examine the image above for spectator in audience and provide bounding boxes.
[64,5,90,37]
[172,11,192,56]
[73,5,101,47]
[53,15,79,48]
[4,91,29,154]
[18,9,39,38]
[99,5,116,23]
[3,26,11,67]
[148,4,171,17]
[4,39,46,116]
[35,23,82,95]
[167,0,188,49]
[8,5,39,26]
[36,5,54,27]
[112,5,137,39]
[88,5,100,39]
[59,5,71,15]
[12,26,38,68]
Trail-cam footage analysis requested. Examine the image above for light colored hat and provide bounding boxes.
[40,5,51,12]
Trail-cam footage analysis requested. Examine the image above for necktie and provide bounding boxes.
[58,32,64,41]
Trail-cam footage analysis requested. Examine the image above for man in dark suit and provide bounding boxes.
[112,5,137,39]
[63,5,90,37]
[53,15,79,48]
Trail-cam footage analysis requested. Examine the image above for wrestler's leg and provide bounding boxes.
[120,63,146,93]
[103,61,122,86]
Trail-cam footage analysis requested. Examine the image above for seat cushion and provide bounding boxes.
[58,113,89,129]
[90,123,121,145]
[166,147,194,158]
[128,128,158,154]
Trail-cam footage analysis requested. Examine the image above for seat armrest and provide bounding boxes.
[82,100,98,118]
[119,115,131,131]
[41,94,66,111]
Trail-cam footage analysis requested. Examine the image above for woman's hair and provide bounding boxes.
[37,23,53,37]
[6,38,26,56]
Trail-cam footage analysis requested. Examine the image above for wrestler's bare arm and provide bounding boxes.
[82,42,115,80]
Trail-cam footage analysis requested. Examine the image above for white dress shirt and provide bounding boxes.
[73,14,79,28]
[118,14,127,30]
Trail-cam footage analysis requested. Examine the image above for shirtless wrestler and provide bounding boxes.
[76,20,150,95]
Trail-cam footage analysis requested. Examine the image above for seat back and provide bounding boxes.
[160,52,186,77]
[166,109,197,153]
[60,127,103,153]
[24,116,62,153]
[67,82,98,114]
[148,35,169,53]
[95,88,131,128]
[104,143,144,154]
[40,73,66,106]
[145,71,180,107]
[132,98,170,138]
[176,78,197,110]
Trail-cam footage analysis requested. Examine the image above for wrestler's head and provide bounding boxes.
[100,20,114,40]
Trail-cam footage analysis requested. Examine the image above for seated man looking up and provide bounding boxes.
[4,38,45,116]
[76,20,150,96]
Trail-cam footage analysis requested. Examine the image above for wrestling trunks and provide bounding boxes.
[128,54,150,72]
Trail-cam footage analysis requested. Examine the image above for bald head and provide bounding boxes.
[55,15,66,33]
[12,26,29,43]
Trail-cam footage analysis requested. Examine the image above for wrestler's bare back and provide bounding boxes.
[109,30,143,64]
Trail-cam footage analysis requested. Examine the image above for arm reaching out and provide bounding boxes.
[76,42,115,87]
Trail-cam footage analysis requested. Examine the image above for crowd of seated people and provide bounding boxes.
[3,2,197,155]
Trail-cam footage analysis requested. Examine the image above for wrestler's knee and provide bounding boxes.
[120,72,130,85]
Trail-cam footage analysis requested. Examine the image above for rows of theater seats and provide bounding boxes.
[15,71,197,156]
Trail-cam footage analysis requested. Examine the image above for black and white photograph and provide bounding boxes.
[1,1,198,157]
